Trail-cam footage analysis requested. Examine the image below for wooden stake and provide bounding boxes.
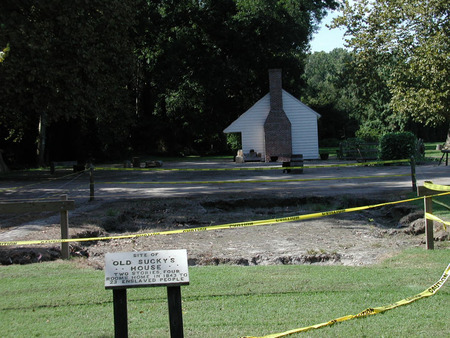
[410,156,417,192]
[60,195,70,259]
[89,166,95,202]
[424,196,434,250]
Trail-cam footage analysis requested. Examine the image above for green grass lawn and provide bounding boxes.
[1,248,448,337]
[423,142,446,160]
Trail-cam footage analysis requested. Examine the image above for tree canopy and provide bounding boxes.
[0,0,142,164]
[1,0,339,165]
[136,0,338,155]
[333,0,449,128]
[302,48,358,140]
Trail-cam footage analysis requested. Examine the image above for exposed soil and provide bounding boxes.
[1,193,448,268]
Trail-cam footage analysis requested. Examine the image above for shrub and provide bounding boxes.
[379,132,416,160]
[226,133,242,152]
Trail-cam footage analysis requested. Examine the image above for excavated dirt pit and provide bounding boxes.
[1,194,448,268]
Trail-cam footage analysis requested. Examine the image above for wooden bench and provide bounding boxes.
[282,154,303,174]
[438,149,449,166]
[50,161,84,174]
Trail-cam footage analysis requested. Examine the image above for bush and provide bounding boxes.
[379,132,416,160]
[226,133,242,152]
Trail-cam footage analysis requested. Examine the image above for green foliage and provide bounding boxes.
[355,125,382,143]
[379,132,416,160]
[302,48,358,140]
[1,0,340,164]
[226,133,242,152]
[333,0,449,128]
[0,43,9,62]
[0,0,143,163]
[134,0,339,155]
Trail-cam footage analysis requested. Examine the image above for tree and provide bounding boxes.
[302,48,358,140]
[0,0,141,165]
[333,0,449,139]
[134,0,339,155]
[0,0,341,164]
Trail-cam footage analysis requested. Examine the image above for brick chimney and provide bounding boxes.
[264,69,292,162]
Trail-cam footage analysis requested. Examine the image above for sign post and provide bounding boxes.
[112,288,128,337]
[105,249,189,338]
[167,286,184,337]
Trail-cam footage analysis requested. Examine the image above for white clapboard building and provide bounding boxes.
[223,69,321,161]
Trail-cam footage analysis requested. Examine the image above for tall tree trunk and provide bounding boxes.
[0,150,8,173]
[37,111,47,167]
[445,123,450,148]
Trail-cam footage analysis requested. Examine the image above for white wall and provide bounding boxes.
[224,91,320,160]
[283,91,320,159]
[224,95,269,156]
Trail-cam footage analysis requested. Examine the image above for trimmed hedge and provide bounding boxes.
[379,132,416,160]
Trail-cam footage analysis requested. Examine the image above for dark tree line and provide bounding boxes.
[0,0,337,167]
[1,0,447,168]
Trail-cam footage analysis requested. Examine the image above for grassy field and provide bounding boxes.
[423,142,446,160]
[0,248,448,337]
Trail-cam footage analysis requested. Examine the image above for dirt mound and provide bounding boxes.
[2,194,445,267]
[0,245,88,265]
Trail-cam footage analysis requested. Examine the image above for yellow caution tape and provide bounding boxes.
[425,213,449,230]
[0,193,431,247]
[242,263,450,338]
[94,159,410,172]
[424,181,450,191]
[100,173,410,185]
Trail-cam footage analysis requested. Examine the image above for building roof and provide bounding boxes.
[223,90,320,133]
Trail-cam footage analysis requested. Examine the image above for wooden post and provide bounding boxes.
[89,166,95,202]
[60,195,70,259]
[424,196,434,250]
[410,156,417,192]
[113,289,128,338]
[132,157,140,168]
[167,286,184,338]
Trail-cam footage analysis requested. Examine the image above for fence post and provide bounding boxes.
[410,156,417,192]
[60,194,70,259]
[89,166,95,202]
[424,196,434,250]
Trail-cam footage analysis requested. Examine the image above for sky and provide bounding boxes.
[310,10,348,53]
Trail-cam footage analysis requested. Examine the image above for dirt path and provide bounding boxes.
[0,160,448,267]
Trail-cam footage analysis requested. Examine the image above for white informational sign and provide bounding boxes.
[105,249,189,289]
